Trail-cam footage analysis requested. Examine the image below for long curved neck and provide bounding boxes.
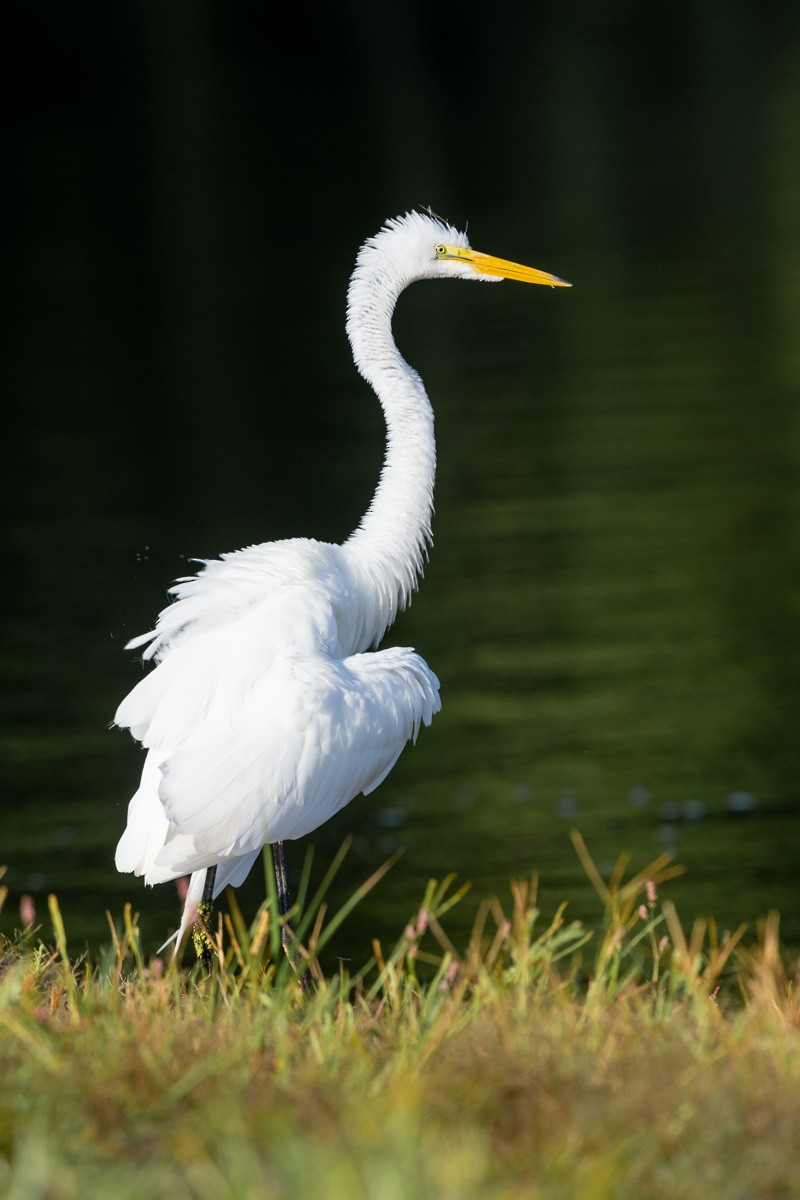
[343,266,436,645]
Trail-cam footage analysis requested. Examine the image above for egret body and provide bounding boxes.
[114,211,569,953]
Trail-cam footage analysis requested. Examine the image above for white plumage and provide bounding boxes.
[114,211,569,949]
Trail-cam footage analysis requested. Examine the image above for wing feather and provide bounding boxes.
[127,540,348,662]
[114,749,169,874]
[150,647,440,880]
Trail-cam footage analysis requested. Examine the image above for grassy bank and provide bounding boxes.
[1,840,798,1200]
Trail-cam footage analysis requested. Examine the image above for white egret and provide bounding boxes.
[114,211,570,958]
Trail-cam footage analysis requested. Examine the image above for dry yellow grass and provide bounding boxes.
[1,841,798,1200]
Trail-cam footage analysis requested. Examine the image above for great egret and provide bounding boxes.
[114,211,570,958]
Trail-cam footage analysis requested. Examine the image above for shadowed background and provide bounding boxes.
[3,1,800,958]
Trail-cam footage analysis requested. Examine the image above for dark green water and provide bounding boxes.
[3,3,799,959]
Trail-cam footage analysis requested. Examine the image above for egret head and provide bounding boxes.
[355,210,571,289]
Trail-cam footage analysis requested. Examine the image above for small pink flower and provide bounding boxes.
[646,879,657,906]
[415,908,429,936]
[638,904,648,921]
[20,895,35,926]
[438,962,458,993]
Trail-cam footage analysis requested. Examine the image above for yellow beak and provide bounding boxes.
[436,243,571,287]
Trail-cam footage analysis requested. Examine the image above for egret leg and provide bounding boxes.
[272,840,294,954]
[192,864,217,971]
[272,841,311,993]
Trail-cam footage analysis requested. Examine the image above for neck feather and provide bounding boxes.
[343,265,436,644]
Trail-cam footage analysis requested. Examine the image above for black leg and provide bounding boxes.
[272,841,311,993]
[272,840,293,953]
[192,864,217,970]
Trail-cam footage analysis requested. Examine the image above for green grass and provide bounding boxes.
[1,838,799,1200]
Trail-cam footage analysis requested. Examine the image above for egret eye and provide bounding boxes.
[434,244,446,256]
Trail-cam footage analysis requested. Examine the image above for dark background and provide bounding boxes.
[4,2,800,961]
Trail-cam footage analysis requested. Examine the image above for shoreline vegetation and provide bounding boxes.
[1,836,798,1199]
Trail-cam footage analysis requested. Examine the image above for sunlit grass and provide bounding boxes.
[1,837,798,1200]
